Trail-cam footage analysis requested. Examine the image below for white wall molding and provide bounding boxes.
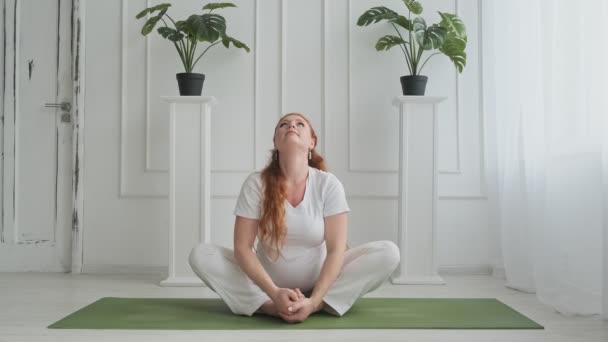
[143,0,160,173]
[82,263,167,276]
[438,264,492,276]
[280,0,286,117]
[438,194,487,200]
[118,0,167,198]
[347,0,465,175]
[78,0,495,275]
[119,0,260,198]
[80,263,495,277]
[212,0,259,174]
[476,0,488,198]
[490,258,506,279]
[0,0,5,242]
[320,0,327,155]
[343,0,485,200]
[442,0,464,175]
[252,0,259,171]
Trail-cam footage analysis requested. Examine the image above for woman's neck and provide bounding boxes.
[279,155,309,185]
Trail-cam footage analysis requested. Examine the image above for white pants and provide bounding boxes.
[188,240,400,316]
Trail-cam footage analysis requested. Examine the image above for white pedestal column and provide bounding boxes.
[159,96,217,287]
[391,96,446,285]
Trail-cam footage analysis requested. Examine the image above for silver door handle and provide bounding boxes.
[45,102,72,112]
[45,102,72,122]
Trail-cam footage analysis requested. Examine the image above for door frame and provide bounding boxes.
[0,0,85,272]
[70,0,85,273]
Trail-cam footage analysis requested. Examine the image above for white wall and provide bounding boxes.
[81,0,500,275]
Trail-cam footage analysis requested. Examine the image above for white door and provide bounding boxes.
[0,0,74,271]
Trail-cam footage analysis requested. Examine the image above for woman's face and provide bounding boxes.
[273,114,315,154]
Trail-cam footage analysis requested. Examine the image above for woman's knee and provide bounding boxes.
[374,240,401,271]
[188,243,218,275]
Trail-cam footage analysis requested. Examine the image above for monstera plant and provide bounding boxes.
[357,0,467,95]
[136,2,250,95]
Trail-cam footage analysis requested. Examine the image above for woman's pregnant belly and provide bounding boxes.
[258,244,327,292]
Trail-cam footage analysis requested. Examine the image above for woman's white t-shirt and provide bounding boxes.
[233,166,350,291]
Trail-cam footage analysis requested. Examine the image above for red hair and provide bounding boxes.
[258,113,326,258]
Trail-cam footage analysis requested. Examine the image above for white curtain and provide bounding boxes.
[482,0,608,317]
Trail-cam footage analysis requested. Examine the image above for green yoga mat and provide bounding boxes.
[48,297,543,330]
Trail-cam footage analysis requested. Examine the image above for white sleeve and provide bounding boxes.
[323,174,350,217]
[233,173,262,220]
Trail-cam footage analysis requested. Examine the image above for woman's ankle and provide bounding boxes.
[257,299,279,317]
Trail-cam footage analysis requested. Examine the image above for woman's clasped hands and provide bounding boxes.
[271,287,322,323]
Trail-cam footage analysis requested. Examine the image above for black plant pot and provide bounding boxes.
[400,75,428,96]
[176,72,205,96]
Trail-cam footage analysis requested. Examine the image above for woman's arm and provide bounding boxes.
[309,212,348,309]
[233,216,299,312]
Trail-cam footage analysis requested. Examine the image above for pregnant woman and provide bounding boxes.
[189,112,400,323]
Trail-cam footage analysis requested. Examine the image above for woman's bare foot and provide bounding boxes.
[256,299,280,317]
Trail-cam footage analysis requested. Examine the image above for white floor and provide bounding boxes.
[1,272,606,342]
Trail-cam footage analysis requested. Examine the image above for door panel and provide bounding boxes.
[17,0,59,242]
[0,0,73,271]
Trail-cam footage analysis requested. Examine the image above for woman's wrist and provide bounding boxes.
[267,285,280,301]
[309,296,324,311]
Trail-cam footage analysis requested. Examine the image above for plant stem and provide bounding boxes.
[418,52,441,75]
[182,37,190,72]
[399,45,412,75]
[390,23,412,75]
[188,40,195,72]
[175,41,188,71]
[408,11,416,75]
[161,17,188,72]
[190,39,197,72]
[165,14,178,27]
[191,40,221,70]
[391,21,412,74]
[416,45,424,73]
[164,14,186,54]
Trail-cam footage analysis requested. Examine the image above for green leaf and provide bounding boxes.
[221,35,251,52]
[425,24,447,50]
[157,27,184,42]
[402,0,423,15]
[141,9,168,35]
[186,14,227,43]
[375,35,406,51]
[441,35,466,53]
[440,36,467,72]
[356,6,398,26]
[390,15,413,31]
[413,18,446,50]
[437,12,467,72]
[175,20,187,31]
[203,2,237,11]
[438,12,467,42]
[414,17,447,50]
[135,3,171,19]
[446,49,466,73]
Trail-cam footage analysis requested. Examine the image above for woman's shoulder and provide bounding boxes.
[247,170,262,180]
[309,166,341,186]
[242,171,263,190]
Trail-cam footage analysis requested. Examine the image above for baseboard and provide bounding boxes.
[81,264,167,276]
[490,258,506,279]
[438,264,492,276]
[491,264,506,279]
[0,244,69,272]
[79,263,502,278]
